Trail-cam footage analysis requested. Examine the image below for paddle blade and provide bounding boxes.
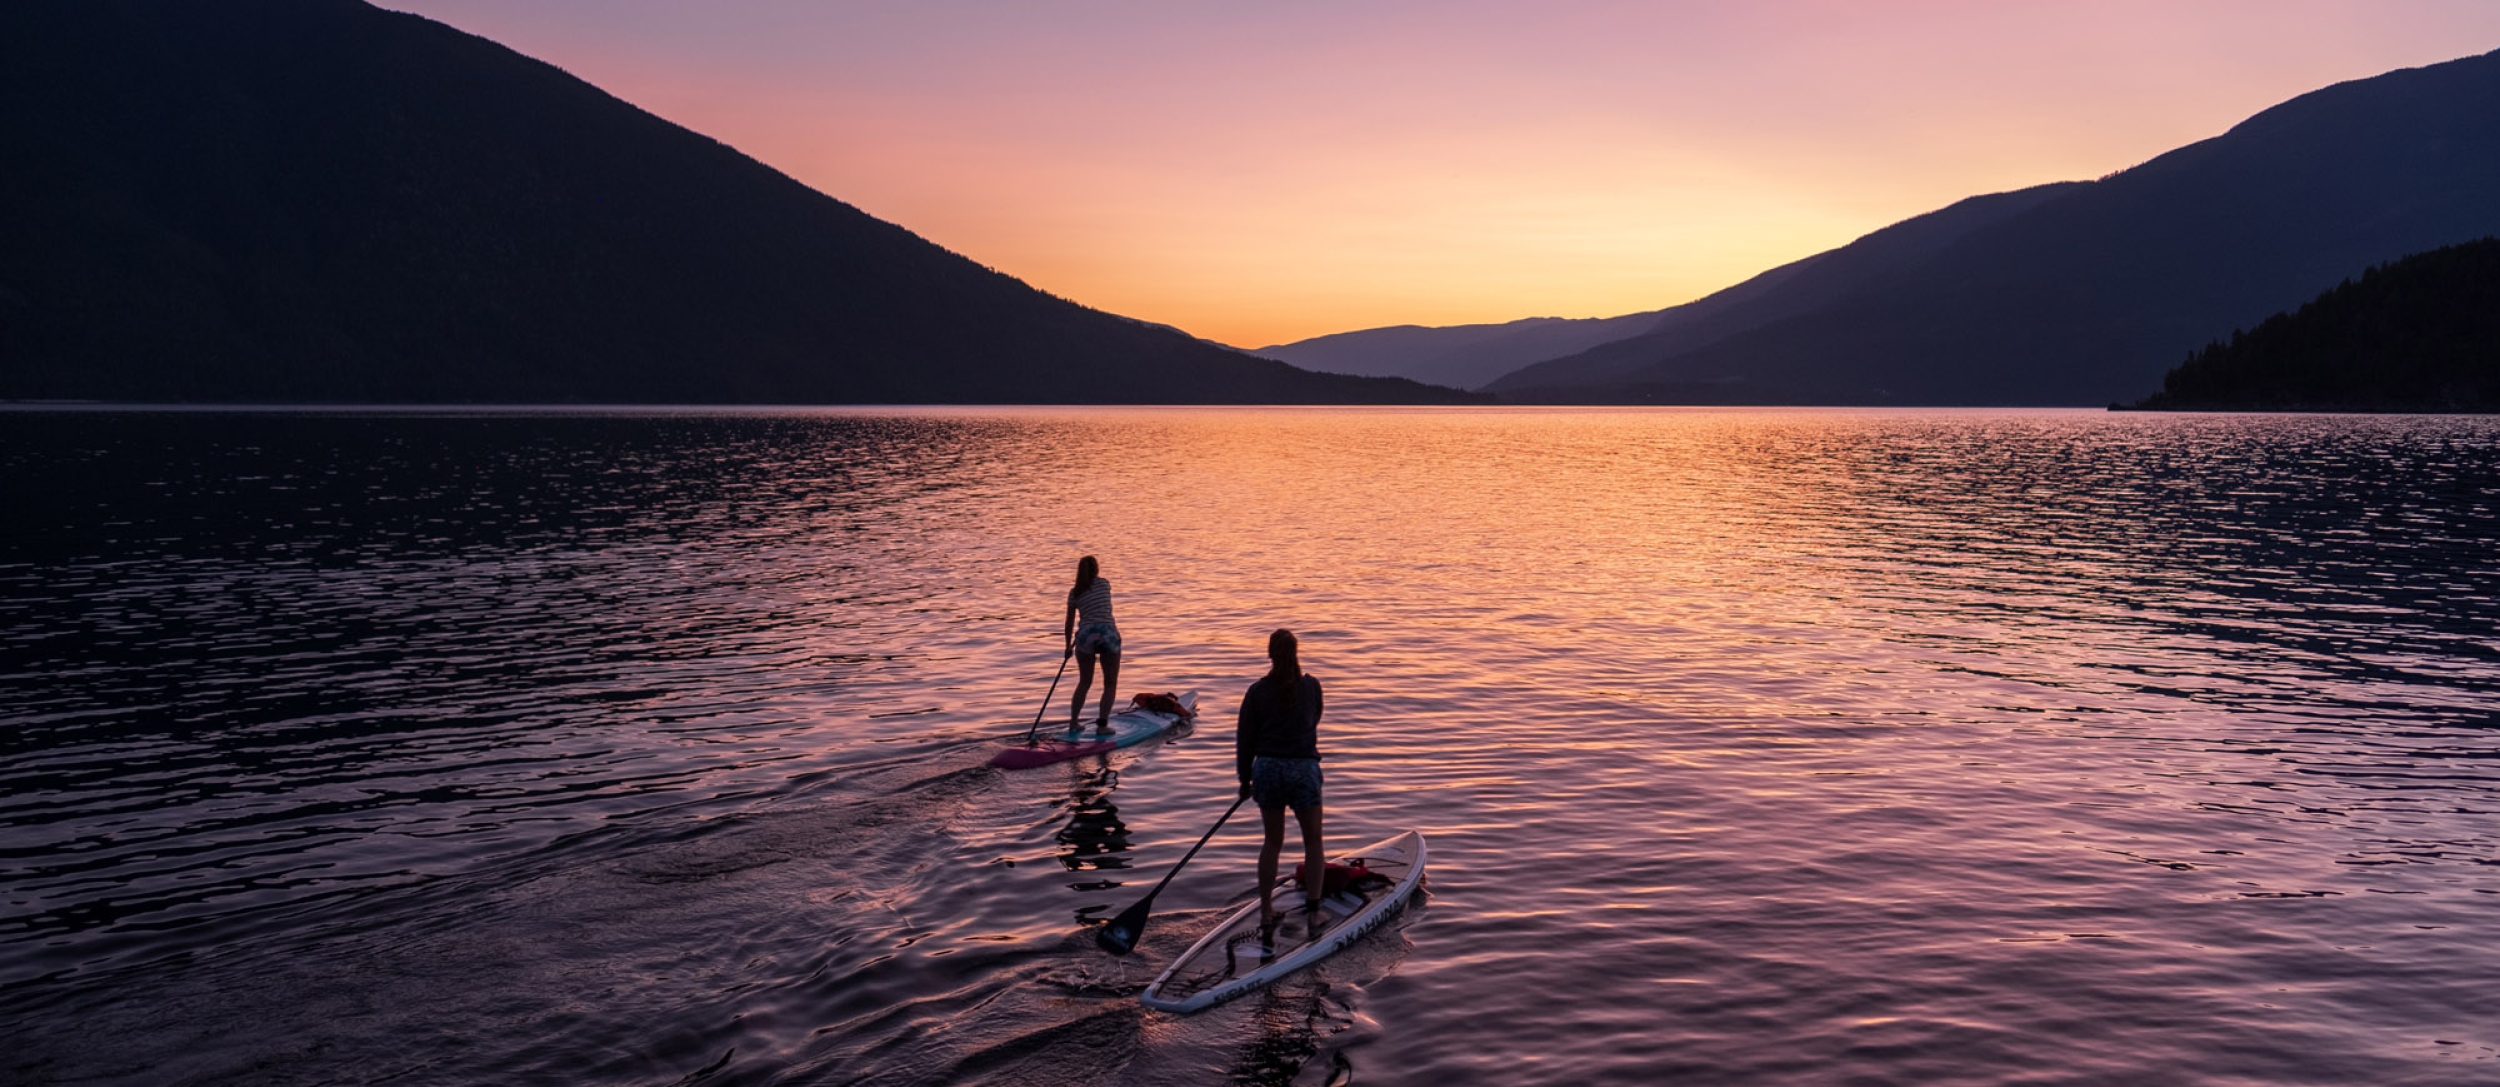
[1096,897,1153,955]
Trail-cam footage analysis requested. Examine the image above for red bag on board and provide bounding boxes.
[1129,692,1193,720]
[1289,862,1380,897]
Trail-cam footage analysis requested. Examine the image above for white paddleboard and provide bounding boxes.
[1139,829,1427,1014]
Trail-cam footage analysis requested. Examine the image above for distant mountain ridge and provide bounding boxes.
[1486,48,2500,405]
[1489,183,2087,394]
[1269,181,2085,396]
[1252,311,1667,391]
[0,0,1469,404]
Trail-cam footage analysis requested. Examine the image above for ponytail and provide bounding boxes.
[1268,629,1301,715]
[1069,555,1099,604]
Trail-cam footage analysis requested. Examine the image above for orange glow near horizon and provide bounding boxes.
[391,1,2500,348]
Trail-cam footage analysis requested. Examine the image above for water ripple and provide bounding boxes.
[1,407,2495,1086]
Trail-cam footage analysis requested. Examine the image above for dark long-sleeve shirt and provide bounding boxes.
[1235,673,1323,784]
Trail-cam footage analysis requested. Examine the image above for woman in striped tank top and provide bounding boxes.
[1062,555,1122,733]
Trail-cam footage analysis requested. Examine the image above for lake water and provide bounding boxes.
[2,406,2495,1087]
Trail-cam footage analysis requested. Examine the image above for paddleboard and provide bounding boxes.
[989,690,1198,770]
[1139,829,1427,1014]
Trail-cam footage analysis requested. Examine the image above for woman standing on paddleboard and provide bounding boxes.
[1062,556,1122,734]
[1239,628,1325,926]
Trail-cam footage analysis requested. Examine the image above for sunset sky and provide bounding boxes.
[389,1,2500,348]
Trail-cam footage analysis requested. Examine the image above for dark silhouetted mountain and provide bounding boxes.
[1489,183,2085,395]
[0,0,1469,404]
[1492,49,2500,405]
[1252,310,1667,391]
[2126,238,2500,411]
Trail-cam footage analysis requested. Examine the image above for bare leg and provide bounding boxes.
[1096,651,1121,730]
[1070,653,1096,730]
[1295,803,1325,910]
[1258,803,1286,935]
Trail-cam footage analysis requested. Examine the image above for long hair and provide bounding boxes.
[1267,628,1301,714]
[1069,555,1099,604]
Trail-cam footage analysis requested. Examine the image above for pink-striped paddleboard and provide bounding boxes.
[988,691,1198,770]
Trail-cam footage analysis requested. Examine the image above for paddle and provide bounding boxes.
[1019,649,1075,746]
[1096,794,1250,955]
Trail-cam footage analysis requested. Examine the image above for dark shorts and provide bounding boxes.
[1250,756,1322,813]
[1072,622,1121,656]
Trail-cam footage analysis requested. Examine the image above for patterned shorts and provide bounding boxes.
[1250,756,1323,812]
[1072,622,1121,656]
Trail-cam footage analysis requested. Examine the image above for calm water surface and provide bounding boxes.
[2,407,2495,1086]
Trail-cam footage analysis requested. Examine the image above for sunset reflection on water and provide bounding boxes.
[2,407,2494,1086]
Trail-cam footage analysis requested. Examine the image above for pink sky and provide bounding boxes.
[390,1,2500,348]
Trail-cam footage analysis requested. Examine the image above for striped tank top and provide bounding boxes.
[1072,578,1116,628]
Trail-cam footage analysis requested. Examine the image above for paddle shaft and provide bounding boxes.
[1141,794,1250,906]
[1020,650,1074,746]
[1098,794,1250,954]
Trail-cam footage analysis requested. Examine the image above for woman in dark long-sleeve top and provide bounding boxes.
[1237,628,1324,929]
